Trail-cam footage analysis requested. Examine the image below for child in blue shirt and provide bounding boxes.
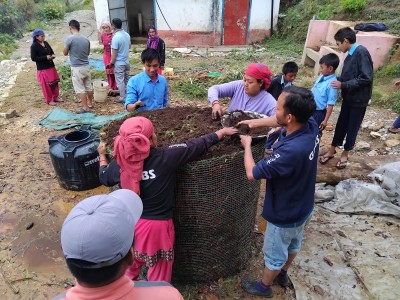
[311,53,339,137]
[320,27,373,169]
[265,61,298,152]
[267,61,298,100]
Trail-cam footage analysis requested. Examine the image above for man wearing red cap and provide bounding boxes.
[97,116,238,283]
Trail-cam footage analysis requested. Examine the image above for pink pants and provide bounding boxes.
[37,68,60,104]
[127,256,173,282]
[125,218,175,282]
[106,73,117,90]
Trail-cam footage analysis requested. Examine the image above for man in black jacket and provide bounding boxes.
[319,27,373,169]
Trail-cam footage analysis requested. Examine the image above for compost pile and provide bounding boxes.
[103,107,266,159]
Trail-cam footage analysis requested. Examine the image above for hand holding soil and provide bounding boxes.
[216,126,239,139]
[212,103,222,120]
[222,110,270,136]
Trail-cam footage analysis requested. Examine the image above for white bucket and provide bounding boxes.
[93,80,109,103]
[164,67,174,76]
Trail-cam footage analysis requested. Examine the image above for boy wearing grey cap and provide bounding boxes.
[52,189,183,300]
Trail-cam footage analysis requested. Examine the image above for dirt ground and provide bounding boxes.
[1,10,400,300]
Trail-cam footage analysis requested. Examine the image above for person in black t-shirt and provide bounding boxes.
[97,116,237,282]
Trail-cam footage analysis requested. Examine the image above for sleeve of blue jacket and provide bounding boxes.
[252,148,295,180]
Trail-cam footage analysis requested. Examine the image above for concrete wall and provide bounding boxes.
[302,20,400,75]
[248,0,280,43]
[93,0,280,46]
[93,0,109,30]
[155,0,223,47]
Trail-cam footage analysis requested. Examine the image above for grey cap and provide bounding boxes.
[61,189,143,268]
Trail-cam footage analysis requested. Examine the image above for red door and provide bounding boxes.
[223,0,250,45]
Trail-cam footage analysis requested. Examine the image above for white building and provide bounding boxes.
[93,0,281,46]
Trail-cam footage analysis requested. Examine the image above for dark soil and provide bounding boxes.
[103,107,249,159]
[222,110,270,136]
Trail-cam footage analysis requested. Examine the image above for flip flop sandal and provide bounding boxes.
[388,127,400,134]
[88,105,94,109]
[319,155,334,164]
[76,108,90,114]
[336,160,348,170]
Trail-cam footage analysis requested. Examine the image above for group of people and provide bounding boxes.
[39,25,395,299]
[30,18,167,114]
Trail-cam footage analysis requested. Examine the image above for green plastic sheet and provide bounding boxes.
[37,108,128,130]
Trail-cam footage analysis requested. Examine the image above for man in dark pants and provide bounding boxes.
[320,27,373,169]
[239,86,319,298]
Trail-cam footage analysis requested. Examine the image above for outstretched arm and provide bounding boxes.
[239,115,279,128]
[165,127,238,168]
[240,135,256,181]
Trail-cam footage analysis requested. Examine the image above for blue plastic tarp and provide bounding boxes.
[64,57,105,70]
[37,108,128,130]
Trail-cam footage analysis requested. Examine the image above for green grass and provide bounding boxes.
[264,35,303,56]
[56,65,73,92]
[0,33,18,61]
[91,69,106,80]
[171,77,218,100]
[92,48,104,54]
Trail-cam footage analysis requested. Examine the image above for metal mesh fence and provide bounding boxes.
[173,139,266,283]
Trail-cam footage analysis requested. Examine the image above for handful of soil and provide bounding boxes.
[221,110,270,137]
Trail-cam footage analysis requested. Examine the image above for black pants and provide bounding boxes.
[331,104,366,151]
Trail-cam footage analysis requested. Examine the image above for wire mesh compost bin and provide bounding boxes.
[173,140,265,283]
[101,107,268,283]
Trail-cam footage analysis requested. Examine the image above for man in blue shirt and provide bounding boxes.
[125,48,168,112]
[311,53,339,140]
[239,86,319,298]
[106,18,131,104]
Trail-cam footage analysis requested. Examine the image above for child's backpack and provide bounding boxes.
[354,23,388,32]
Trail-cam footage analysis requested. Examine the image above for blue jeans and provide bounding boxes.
[393,115,400,128]
[263,214,312,271]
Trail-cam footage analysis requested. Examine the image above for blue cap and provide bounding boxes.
[61,189,143,268]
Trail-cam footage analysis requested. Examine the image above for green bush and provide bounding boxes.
[316,4,336,19]
[340,0,366,12]
[26,19,46,31]
[15,0,35,21]
[41,1,65,20]
[0,1,23,35]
